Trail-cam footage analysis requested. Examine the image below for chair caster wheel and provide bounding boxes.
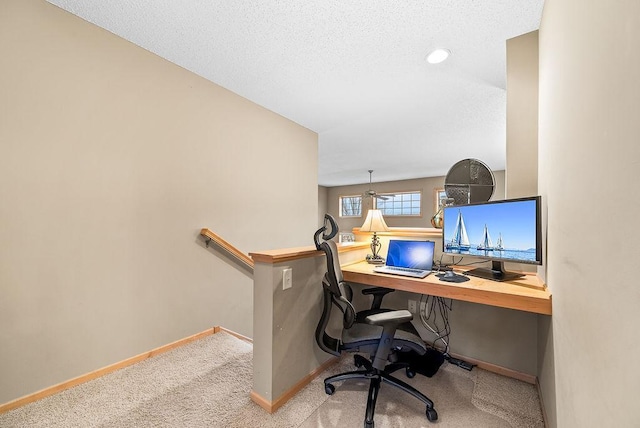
[405,367,416,378]
[354,354,367,368]
[426,407,438,422]
[364,420,374,428]
[324,383,335,395]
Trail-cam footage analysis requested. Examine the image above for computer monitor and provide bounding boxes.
[442,196,542,281]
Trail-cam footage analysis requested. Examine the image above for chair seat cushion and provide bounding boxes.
[342,322,427,355]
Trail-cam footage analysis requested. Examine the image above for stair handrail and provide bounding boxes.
[200,228,254,270]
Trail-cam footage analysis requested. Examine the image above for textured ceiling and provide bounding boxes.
[47,0,544,187]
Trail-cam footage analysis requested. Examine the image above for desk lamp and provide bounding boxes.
[360,209,389,264]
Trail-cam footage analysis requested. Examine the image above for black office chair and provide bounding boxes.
[313,215,438,428]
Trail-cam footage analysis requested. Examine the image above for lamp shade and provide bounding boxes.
[360,209,390,233]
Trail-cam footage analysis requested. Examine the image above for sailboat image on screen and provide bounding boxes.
[477,224,494,250]
[495,233,504,251]
[445,210,471,250]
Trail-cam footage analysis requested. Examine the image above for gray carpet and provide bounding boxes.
[0,331,544,427]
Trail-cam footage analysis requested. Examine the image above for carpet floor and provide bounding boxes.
[0,331,544,427]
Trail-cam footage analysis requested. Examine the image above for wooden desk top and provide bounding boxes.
[341,261,552,315]
[249,242,368,264]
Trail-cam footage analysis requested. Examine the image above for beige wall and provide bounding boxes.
[0,0,317,404]
[317,185,329,227]
[538,1,640,426]
[506,31,539,198]
[252,256,332,402]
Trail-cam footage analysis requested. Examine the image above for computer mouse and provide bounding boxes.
[444,271,456,278]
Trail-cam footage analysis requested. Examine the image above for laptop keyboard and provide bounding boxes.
[373,265,431,278]
[386,267,424,273]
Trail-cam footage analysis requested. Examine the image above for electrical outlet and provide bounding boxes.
[408,299,417,313]
[282,268,292,290]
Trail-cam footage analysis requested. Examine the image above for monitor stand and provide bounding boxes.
[465,261,525,282]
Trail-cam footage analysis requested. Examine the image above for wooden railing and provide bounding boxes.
[200,228,254,270]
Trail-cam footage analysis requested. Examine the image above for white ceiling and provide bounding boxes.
[47,0,544,187]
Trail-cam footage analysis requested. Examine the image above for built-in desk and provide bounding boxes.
[249,241,551,413]
[342,261,552,315]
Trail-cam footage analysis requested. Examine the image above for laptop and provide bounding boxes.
[373,240,435,278]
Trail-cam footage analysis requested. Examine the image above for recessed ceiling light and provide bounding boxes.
[426,48,451,64]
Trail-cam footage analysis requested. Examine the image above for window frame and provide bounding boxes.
[339,194,363,218]
[434,188,447,212]
[373,190,422,217]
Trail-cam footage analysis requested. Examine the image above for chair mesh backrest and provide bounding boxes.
[321,239,354,319]
[314,217,357,355]
[323,240,343,292]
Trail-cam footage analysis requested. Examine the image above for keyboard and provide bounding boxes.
[373,265,431,279]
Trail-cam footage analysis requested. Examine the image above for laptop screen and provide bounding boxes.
[386,240,435,270]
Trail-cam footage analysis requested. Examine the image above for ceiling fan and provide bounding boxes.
[363,170,393,201]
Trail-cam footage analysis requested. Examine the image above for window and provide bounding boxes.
[434,188,447,212]
[339,195,362,217]
[375,191,421,216]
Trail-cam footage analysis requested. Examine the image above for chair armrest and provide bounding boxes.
[364,309,413,326]
[365,309,414,371]
[361,287,395,310]
[362,287,394,296]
